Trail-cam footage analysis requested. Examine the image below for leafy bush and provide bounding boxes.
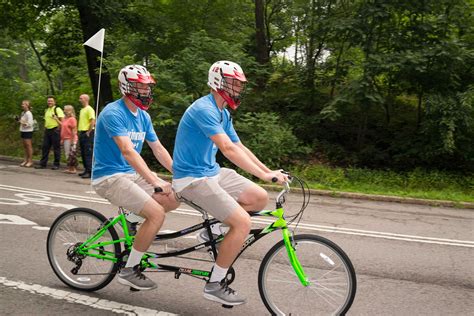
[233,112,310,169]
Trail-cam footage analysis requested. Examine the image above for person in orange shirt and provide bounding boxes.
[60,105,78,174]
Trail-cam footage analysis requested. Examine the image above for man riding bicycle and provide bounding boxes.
[92,65,179,291]
[172,60,288,306]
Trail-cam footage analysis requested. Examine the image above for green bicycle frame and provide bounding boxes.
[76,214,132,262]
[74,204,309,287]
[256,208,309,286]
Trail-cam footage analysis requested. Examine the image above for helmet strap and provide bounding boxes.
[217,89,239,110]
[125,94,152,111]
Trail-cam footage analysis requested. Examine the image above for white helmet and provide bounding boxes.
[118,65,156,110]
[208,60,247,110]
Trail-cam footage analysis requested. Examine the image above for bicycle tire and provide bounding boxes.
[258,234,356,315]
[47,208,121,291]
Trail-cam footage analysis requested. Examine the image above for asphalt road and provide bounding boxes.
[0,160,473,315]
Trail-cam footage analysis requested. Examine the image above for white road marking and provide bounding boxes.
[0,198,29,205]
[0,214,37,225]
[32,226,50,231]
[0,277,178,315]
[1,184,473,248]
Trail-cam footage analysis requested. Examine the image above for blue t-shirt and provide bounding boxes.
[173,94,239,179]
[92,98,158,180]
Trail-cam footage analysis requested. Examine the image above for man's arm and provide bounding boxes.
[211,133,282,183]
[113,136,171,192]
[147,139,173,173]
[87,118,96,135]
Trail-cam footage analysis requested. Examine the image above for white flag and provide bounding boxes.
[83,28,105,53]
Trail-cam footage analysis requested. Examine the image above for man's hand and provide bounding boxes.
[263,170,289,185]
[153,181,172,195]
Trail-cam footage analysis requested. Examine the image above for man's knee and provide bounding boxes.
[254,187,269,209]
[152,193,180,212]
[240,185,269,210]
[140,199,165,225]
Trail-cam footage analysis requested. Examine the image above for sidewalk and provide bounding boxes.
[2,155,473,209]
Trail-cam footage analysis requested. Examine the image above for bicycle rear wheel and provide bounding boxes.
[47,208,121,291]
[258,234,356,315]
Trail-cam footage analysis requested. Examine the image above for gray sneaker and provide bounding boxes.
[197,223,229,243]
[118,265,157,290]
[203,279,247,306]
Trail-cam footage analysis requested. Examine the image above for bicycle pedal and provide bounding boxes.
[130,287,140,292]
[221,304,233,309]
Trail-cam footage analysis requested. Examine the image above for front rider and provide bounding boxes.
[92,65,179,290]
[172,60,288,306]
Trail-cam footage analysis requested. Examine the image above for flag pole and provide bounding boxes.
[83,28,105,181]
[95,50,103,119]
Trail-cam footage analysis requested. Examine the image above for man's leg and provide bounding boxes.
[84,131,94,173]
[131,198,166,253]
[39,130,51,167]
[201,207,250,305]
[118,175,179,290]
[52,129,61,167]
[215,208,251,268]
[117,198,165,290]
[218,168,269,213]
[180,177,249,305]
[78,132,86,173]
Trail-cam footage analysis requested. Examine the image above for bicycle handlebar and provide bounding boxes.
[276,175,292,204]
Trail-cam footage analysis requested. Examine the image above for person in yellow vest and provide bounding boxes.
[77,94,96,179]
[35,96,64,170]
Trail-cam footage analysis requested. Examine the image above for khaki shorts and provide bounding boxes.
[92,173,157,214]
[177,168,254,222]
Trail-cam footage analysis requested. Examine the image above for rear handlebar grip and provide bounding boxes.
[154,186,163,193]
[271,177,278,183]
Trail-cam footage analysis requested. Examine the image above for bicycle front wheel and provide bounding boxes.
[258,234,356,315]
[47,208,121,291]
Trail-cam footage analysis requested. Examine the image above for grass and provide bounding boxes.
[294,165,474,203]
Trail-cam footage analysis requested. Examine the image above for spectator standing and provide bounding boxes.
[77,94,95,179]
[35,96,64,170]
[18,100,34,168]
[61,105,78,174]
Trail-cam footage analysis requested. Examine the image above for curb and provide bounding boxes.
[2,155,472,209]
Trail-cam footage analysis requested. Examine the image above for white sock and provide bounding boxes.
[125,247,144,268]
[209,264,228,283]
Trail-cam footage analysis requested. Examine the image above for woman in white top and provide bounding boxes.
[18,100,34,167]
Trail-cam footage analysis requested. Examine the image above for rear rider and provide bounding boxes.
[172,61,288,306]
[92,65,179,290]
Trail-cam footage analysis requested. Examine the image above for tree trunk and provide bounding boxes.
[18,46,28,82]
[29,39,55,95]
[76,0,114,109]
[255,0,269,65]
[254,0,270,90]
[416,88,424,129]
